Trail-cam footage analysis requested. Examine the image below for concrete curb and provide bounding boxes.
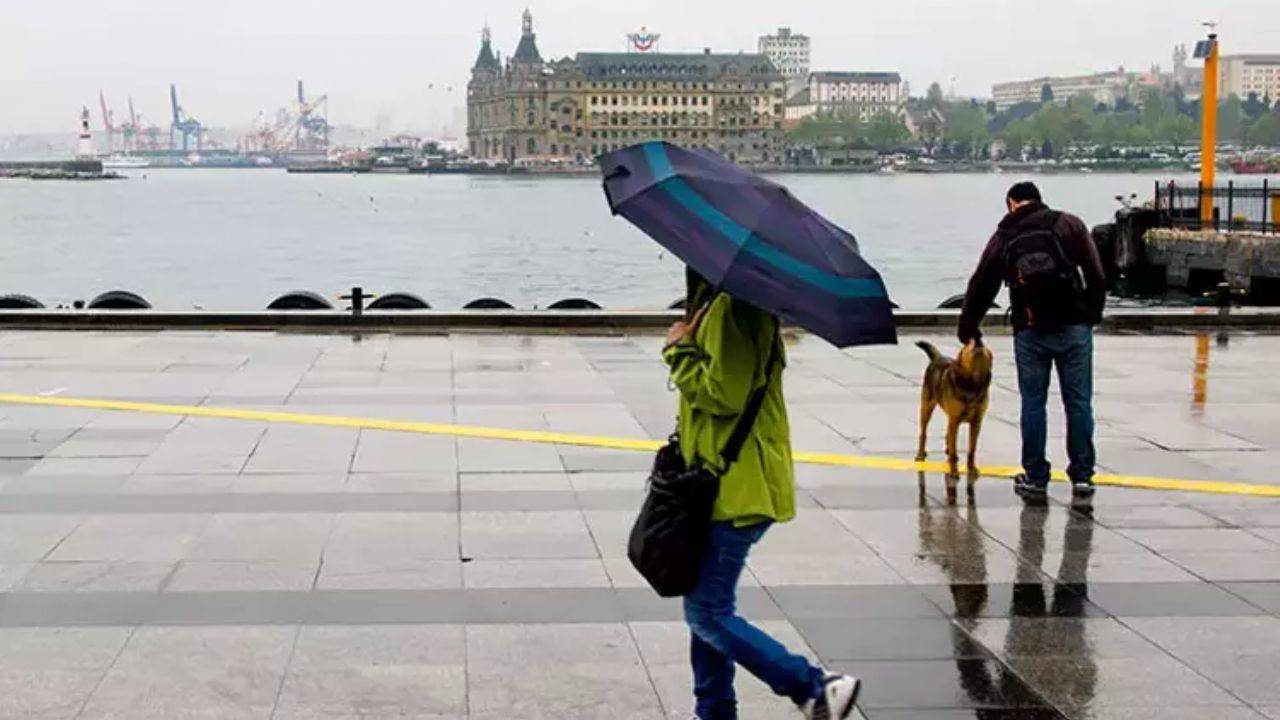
[1,309,1277,333]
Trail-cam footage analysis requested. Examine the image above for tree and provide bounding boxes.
[1244,92,1267,119]
[1219,95,1245,143]
[1155,114,1197,151]
[999,119,1032,157]
[1127,125,1153,146]
[926,82,945,110]
[1246,112,1280,146]
[944,103,989,157]
[787,109,864,145]
[1069,91,1098,111]
[1140,87,1167,131]
[864,112,911,151]
[985,100,997,115]
[1040,83,1054,104]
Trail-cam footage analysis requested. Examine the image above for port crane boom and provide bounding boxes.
[169,84,205,153]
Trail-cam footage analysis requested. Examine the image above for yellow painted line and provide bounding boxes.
[2,392,1278,499]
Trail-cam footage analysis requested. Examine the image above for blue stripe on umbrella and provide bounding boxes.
[643,144,887,300]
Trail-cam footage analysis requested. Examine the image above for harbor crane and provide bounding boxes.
[294,80,331,152]
[238,80,331,156]
[169,84,205,153]
[98,91,115,154]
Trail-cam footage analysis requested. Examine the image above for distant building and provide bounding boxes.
[467,10,786,165]
[783,71,904,125]
[992,69,1133,110]
[758,28,810,97]
[1219,54,1280,102]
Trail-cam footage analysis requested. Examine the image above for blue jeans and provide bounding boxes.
[684,521,822,720]
[1014,325,1096,487]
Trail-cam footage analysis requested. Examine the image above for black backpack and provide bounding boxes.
[1001,210,1086,328]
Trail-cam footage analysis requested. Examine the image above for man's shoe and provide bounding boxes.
[1013,474,1048,498]
[803,673,861,720]
[1072,480,1096,498]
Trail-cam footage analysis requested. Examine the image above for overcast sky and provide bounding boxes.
[1,0,1276,134]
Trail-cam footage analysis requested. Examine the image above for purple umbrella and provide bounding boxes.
[600,141,897,347]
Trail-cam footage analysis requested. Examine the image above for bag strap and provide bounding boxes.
[719,321,781,467]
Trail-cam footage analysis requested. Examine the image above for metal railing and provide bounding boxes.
[1154,180,1279,234]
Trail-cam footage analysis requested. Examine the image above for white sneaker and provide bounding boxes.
[802,673,861,720]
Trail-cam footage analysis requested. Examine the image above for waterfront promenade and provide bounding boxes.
[2,328,1280,719]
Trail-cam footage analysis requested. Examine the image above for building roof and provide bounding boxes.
[473,34,499,72]
[512,9,542,64]
[1222,54,1280,64]
[573,52,782,81]
[784,87,811,106]
[810,71,902,84]
[513,34,542,63]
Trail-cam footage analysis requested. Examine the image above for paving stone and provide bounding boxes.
[1006,654,1249,715]
[917,582,1109,619]
[0,515,82,562]
[1118,527,1277,552]
[186,513,332,562]
[1221,581,1280,615]
[966,617,1167,659]
[275,625,466,718]
[78,626,295,719]
[46,514,209,562]
[463,558,611,588]
[828,658,1051,710]
[466,623,663,719]
[460,511,597,559]
[18,561,174,592]
[165,561,318,591]
[324,512,459,563]
[1126,616,1280,706]
[2,330,1280,717]
[315,557,463,590]
[0,627,133,719]
[1163,551,1280,582]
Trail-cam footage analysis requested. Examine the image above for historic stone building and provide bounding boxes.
[467,11,786,165]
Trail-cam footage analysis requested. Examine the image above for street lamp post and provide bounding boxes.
[1195,26,1219,225]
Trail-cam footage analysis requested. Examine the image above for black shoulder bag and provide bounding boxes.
[627,333,780,598]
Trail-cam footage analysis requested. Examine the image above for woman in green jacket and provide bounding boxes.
[664,268,860,720]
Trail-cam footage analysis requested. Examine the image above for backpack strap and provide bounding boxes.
[719,321,781,467]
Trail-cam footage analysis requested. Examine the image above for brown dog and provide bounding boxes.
[915,339,994,478]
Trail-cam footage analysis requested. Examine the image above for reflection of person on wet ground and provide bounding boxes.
[916,479,1097,711]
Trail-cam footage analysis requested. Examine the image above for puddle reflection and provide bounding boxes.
[1193,333,1210,413]
[914,474,1097,715]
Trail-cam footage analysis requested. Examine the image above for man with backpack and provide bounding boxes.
[958,182,1107,499]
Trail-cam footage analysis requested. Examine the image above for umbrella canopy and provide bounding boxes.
[600,141,897,348]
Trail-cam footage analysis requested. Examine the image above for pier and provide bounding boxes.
[2,325,1279,718]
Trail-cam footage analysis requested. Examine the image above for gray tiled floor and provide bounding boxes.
[1,329,1280,719]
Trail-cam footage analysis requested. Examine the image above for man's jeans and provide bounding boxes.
[1014,324,1097,487]
[684,521,822,720]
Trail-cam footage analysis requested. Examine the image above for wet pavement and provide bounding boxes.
[0,329,1279,719]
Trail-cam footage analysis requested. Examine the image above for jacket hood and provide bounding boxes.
[998,200,1049,231]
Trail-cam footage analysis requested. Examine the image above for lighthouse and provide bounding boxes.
[76,106,95,159]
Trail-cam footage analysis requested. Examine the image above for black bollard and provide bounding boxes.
[339,287,375,318]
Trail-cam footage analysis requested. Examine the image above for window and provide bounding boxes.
[526,138,537,154]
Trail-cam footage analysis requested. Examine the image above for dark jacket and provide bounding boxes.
[958,202,1106,341]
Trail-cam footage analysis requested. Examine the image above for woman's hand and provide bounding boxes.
[665,304,708,347]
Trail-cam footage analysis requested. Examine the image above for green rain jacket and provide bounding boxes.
[661,292,796,526]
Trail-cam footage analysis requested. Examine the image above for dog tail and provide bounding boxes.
[915,341,943,362]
